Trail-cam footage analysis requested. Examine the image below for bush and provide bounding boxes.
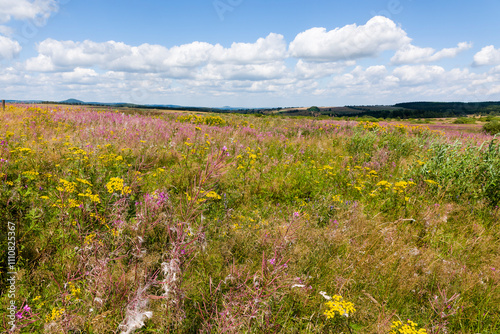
[483,120,500,135]
[453,117,476,124]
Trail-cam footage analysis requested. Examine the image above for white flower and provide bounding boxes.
[118,283,153,334]
[319,291,332,300]
[161,258,181,301]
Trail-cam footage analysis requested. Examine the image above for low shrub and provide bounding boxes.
[453,117,476,124]
[483,119,500,135]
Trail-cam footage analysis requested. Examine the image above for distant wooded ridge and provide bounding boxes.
[7,99,500,119]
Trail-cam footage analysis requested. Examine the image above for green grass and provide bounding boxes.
[0,105,499,333]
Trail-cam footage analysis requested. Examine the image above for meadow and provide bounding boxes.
[0,104,499,333]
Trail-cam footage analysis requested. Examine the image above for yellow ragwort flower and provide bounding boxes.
[389,319,427,334]
[106,177,131,195]
[323,294,356,318]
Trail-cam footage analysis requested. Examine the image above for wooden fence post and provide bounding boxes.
[2,100,5,111]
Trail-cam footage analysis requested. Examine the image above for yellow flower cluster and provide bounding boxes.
[393,181,416,194]
[67,198,83,208]
[78,188,101,203]
[22,170,39,179]
[345,165,380,193]
[110,227,121,237]
[51,198,82,209]
[99,153,125,166]
[65,281,81,301]
[204,190,221,199]
[357,121,435,137]
[152,167,166,177]
[89,212,106,224]
[236,147,261,170]
[195,190,222,203]
[14,147,33,154]
[376,180,392,189]
[106,177,131,195]
[357,121,387,132]
[332,194,342,203]
[424,179,439,186]
[68,146,89,162]
[45,307,65,323]
[236,119,254,128]
[76,178,92,187]
[176,114,226,126]
[321,164,335,172]
[390,320,427,334]
[324,295,356,318]
[370,180,416,199]
[57,178,77,193]
[84,233,96,245]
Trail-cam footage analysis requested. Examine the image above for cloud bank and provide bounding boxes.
[1,16,499,106]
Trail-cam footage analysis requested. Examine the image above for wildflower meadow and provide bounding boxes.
[0,104,499,333]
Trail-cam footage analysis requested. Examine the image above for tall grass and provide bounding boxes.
[0,105,499,333]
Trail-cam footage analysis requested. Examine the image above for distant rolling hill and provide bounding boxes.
[60,98,85,104]
[5,99,500,119]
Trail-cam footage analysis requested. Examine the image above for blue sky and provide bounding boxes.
[1,0,500,107]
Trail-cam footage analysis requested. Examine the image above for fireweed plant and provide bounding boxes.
[0,105,499,333]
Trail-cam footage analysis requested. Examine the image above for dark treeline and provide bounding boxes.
[35,100,500,119]
[342,102,500,119]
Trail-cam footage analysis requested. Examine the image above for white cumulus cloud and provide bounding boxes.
[392,65,445,85]
[24,33,288,80]
[322,64,495,105]
[289,16,411,61]
[211,33,287,64]
[197,62,288,81]
[59,67,98,84]
[34,38,133,69]
[294,59,355,79]
[391,42,472,64]
[473,45,500,66]
[0,34,21,59]
[25,54,55,71]
[329,65,397,90]
[0,0,58,24]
